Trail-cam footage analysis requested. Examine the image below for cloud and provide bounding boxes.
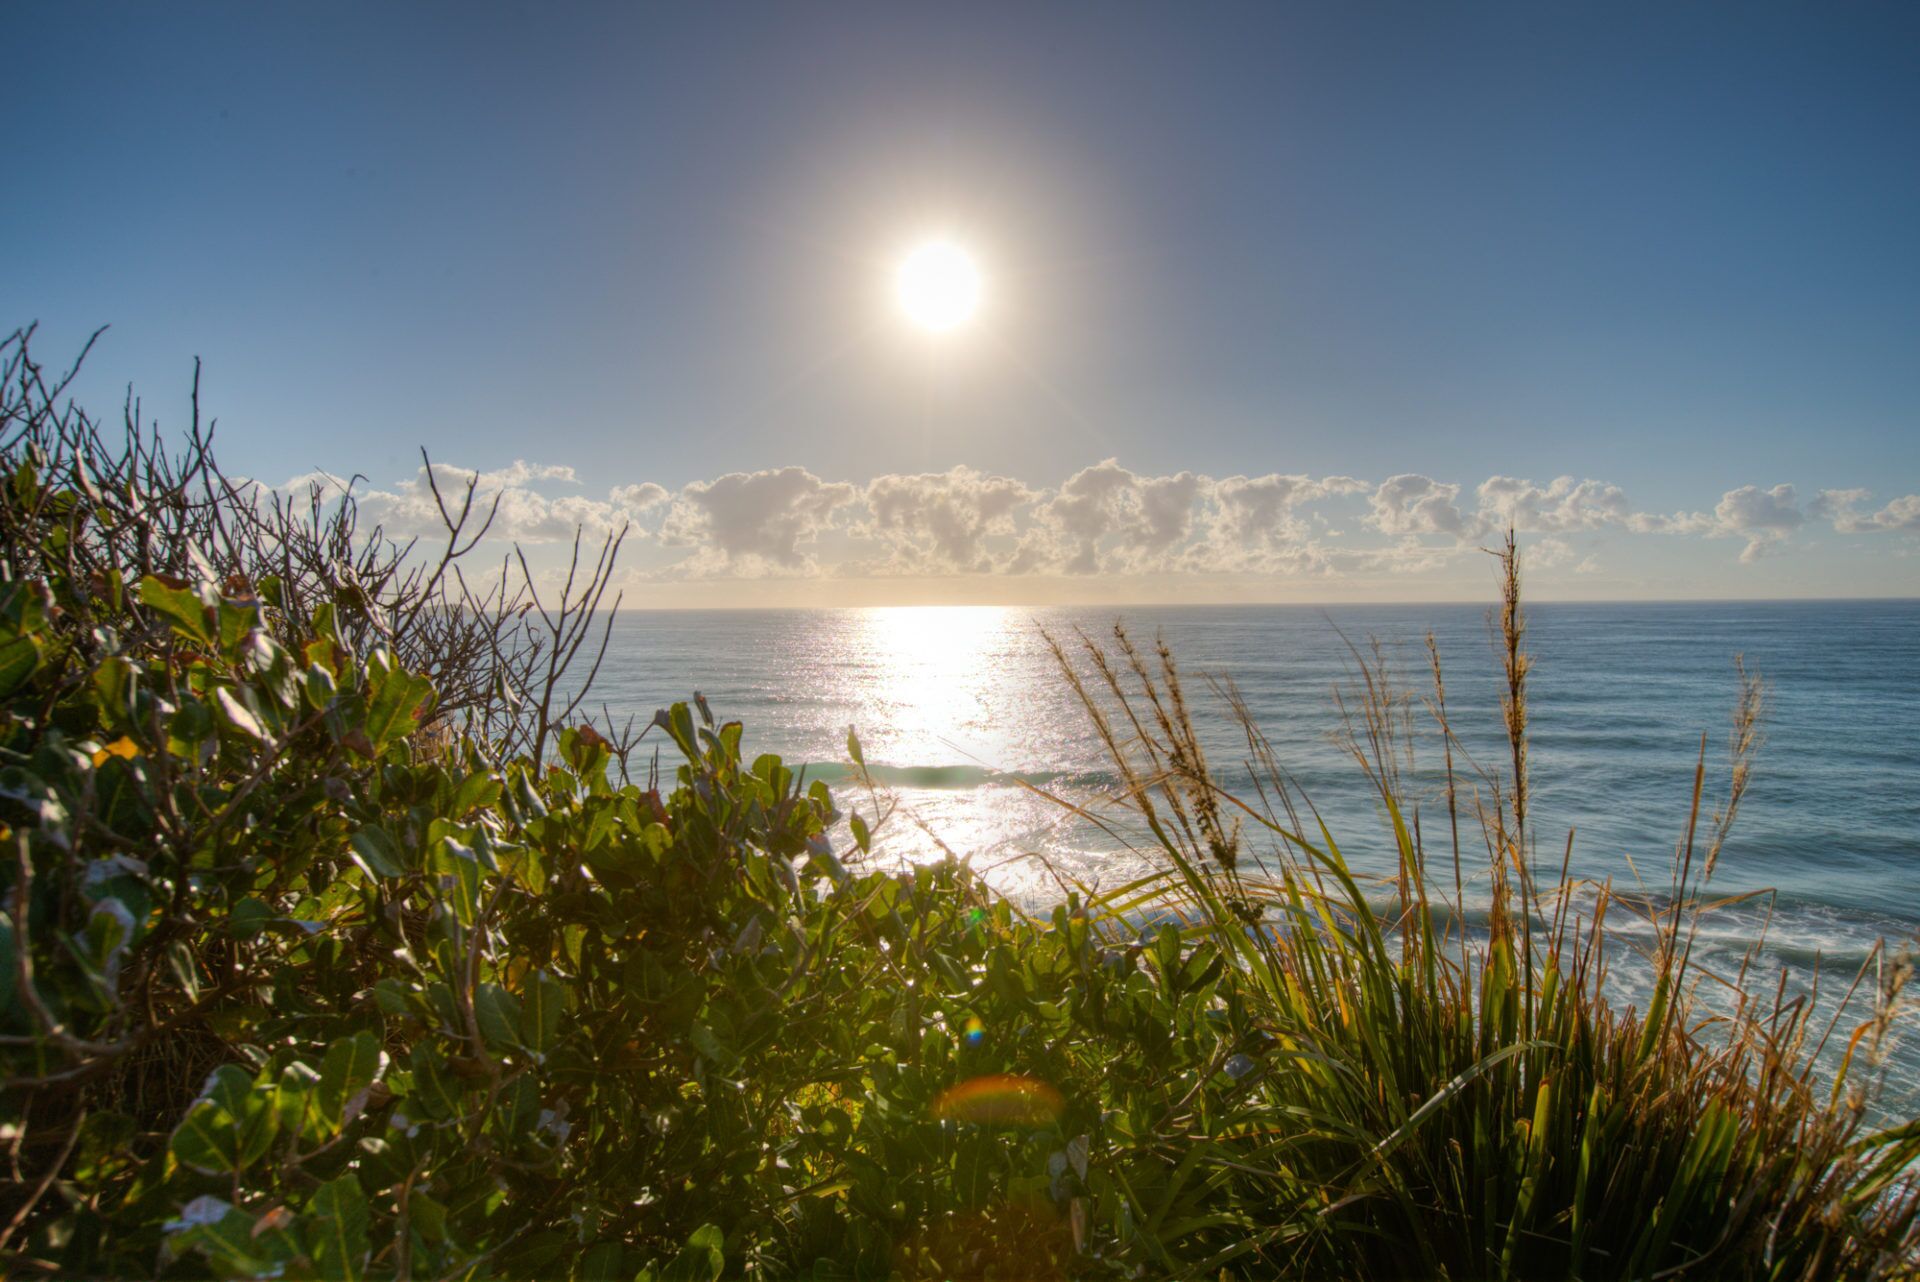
[1624,509,1711,536]
[1369,473,1636,545]
[478,460,578,488]
[1194,473,1365,572]
[611,482,670,516]
[1020,460,1212,574]
[1710,484,1803,562]
[1811,488,1920,533]
[658,466,858,575]
[1622,483,1807,561]
[278,454,1914,580]
[1865,495,1920,531]
[278,459,630,544]
[1530,536,1576,568]
[1475,475,1632,532]
[1367,474,1471,539]
[858,466,1037,573]
[272,468,352,497]
[1134,471,1210,557]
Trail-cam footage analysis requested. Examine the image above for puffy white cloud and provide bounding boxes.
[1213,474,1328,541]
[611,482,671,516]
[1624,509,1710,536]
[1367,473,1636,545]
[1134,471,1209,556]
[1475,475,1632,532]
[274,452,1911,579]
[1022,460,1211,574]
[477,460,578,488]
[1368,474,1471,539]
[278,460,630,544]
[1865,495,1920,531]
[1811,488,1920,533]
[1041,459,1149,573]
[1622,484,1805,561]
[658,466,858,575]
[1193,473,1364,572]
[1710,484,1803,562]
[272,468,352,497]
[858,466,1037,573]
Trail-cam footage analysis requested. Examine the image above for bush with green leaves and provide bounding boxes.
[0,547,1294,1278]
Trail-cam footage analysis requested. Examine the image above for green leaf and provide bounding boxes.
[170,1066,277,1175]
[494,839,545,894]
[510,769,548,821]
[169,1199,294,1276]
[521,968,567,1054]
[662,1223,725,1282]
[365,654,433,750]
[171,1101,238,1175]
[410,1045,464,1120]
[665,703,699,758]
[585,804,616,852]
[216,596,260,658]
[307,1174,371,1281]
[91,656,138,726]
[409,1192,449,1243]
[80,897,134,986]
[310,602,351,655]
[689,1023,727,1066]
[349,824,408,878]
[431,840,483,927]
[139,575,213,644]
[229,897,273,940]
[451,771,502,816]
[846,726,864,769]
[275,1061,322,1136]
[0,629,43,701]
[170,697,216,750]
[214,687,267,742]
[303,663,337,711]
[316,1032,385,1135]
[474,983,523,1052]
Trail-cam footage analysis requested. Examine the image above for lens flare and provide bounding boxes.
[962,1015,986,1045]
[931,1074,1064,1126]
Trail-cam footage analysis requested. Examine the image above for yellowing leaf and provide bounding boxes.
[92,735,140,766]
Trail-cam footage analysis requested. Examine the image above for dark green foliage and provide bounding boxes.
[0,548,1244,1277]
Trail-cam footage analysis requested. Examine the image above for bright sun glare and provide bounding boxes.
[895,240,982,332]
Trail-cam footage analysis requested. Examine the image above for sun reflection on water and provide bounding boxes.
[828,606,1116,899]
[853,605,1014,760]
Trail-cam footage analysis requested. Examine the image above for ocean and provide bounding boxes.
[584,599,1920,1111]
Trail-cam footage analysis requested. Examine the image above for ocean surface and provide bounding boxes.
[585,600,1920,1112]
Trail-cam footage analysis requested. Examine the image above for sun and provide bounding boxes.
[895,239,982,332]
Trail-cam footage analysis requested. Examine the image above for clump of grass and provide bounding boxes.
[1044,532,1918,1279]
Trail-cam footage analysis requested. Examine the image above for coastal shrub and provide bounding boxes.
[1,327,1916,1280]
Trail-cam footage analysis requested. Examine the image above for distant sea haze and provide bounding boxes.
[587,599,1920,1109]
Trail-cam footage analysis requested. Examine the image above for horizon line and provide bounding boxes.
[601,593,1920,613]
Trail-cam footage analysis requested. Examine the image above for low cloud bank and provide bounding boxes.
[268,457,1920,581]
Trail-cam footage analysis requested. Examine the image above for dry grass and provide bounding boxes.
[1041,530,1919,1279]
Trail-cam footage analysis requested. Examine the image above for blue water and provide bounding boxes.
[586,600,1920,1109]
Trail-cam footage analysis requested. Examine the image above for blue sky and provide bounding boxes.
[8,2,1919,602]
